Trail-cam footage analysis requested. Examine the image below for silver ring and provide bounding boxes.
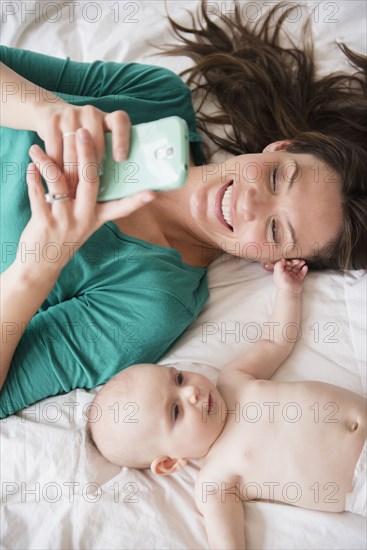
[62,132,76,139]
[45,192,71,204]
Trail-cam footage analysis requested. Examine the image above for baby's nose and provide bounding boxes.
[184,385,199,405]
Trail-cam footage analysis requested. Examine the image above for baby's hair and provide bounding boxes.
[86,368,133,464]
[86,364,162,469]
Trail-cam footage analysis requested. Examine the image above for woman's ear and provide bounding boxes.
[150,456,188,476]
[261,262,275,273]
[263,140,294,153]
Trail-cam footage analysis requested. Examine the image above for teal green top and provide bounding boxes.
[0,46,208,418]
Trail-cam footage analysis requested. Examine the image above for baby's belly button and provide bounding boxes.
[347,420,359,432]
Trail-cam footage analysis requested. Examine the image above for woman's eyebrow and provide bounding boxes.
[285,159,300,190]
[285,160,299,246]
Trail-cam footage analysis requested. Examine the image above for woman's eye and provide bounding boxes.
[271,165,278,191]
[177,371,184,386]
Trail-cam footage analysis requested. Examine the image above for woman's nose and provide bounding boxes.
[241,188,269,221]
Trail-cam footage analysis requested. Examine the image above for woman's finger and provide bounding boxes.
[60,107,104,194]
[29,144,69,197]
[62,132,79,197]
[74,128,100,213]
[86,121,106,168]
[104,110,132,161]
[79,105,107,166]
[26,163,50,220]
[96,191,155,225]
[44,124,64,170]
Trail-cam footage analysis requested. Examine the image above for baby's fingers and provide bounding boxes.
[299,264,308,280]
[285,259,305,272]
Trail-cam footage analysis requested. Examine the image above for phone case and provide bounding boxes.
[97,116,189,202]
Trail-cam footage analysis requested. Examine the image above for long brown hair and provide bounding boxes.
[155,0,367,270]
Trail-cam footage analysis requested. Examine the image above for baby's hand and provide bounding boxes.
[273,259,308,294]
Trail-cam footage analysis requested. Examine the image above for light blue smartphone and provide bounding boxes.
[97,116,190,202]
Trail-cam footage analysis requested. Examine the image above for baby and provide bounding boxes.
[87,259,366,550]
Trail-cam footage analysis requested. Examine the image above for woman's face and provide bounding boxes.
[189,142,343,264]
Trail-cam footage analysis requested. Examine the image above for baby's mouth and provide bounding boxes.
[208,393,214,414]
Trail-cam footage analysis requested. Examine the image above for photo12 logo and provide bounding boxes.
[1,480,141,504]
[201,2,340,25]
[1,2,141,25]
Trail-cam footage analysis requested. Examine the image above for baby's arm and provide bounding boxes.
[220,259,308,382]
[195,474,246,550]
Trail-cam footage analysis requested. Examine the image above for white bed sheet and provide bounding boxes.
[1,1,366,549]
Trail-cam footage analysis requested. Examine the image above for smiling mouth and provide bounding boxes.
[216,180,234,232]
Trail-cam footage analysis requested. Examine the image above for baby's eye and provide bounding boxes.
[173,404,180,422]
[271,218,278,244]
[177,371,184,386]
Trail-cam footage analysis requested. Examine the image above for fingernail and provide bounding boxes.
[115,147,126,162]
[77,128,89,142]
[142,192,154,203]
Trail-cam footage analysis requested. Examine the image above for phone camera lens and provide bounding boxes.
[155,146,174,159]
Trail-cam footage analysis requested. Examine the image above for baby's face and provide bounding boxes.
[136,364,227,461]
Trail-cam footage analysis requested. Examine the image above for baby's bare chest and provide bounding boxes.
[208,380,366,509]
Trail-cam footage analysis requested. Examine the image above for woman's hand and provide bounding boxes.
[17,127,154,281]
[273,258,308,295]
[35,101,132,197]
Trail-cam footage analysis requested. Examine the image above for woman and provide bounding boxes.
[1,1,366,417]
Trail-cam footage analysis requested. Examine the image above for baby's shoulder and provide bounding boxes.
[197,438,238,485]
[217,369,258,403]
[195,456,238,509]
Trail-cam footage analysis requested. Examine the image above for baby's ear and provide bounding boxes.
[150,456,187,476]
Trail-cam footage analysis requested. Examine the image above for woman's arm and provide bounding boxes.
[0,128,154,392]
[0,61,64,131]
[0,57,138,195]
[0,256,60,390]
[1,45,205,172]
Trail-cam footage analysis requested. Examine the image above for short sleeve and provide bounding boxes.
[0,283,205,418]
